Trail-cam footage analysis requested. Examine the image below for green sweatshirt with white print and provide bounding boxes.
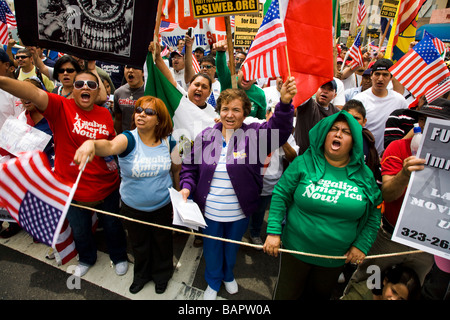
[267,111,382,267]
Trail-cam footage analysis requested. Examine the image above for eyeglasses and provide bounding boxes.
[73,80,98,90]
[201,65,214,70]
[58,68,76,74]
[135,106,157,116]
[16,55,30,60]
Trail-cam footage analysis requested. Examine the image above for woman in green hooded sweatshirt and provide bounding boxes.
[264,110,382,300]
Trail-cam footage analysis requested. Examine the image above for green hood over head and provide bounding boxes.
[303,110,381,206]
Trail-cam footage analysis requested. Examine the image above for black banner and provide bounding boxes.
[14,0,158,67]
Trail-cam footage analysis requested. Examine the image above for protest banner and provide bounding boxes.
[13,0,158,67]
[392,118,450,260]
[234,2,264,48]
[192,0,259,19]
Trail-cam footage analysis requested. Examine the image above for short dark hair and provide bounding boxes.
[343,99,366,119]
[372,264,421,300]
[53,55,82,79]
[200,55,215,67]
[189,73,212,91]
[216,88,252,117]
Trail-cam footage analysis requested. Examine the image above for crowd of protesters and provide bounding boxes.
[0,30,449,301]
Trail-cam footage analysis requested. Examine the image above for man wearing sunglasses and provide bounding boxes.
[0,70,129,277]
[14,48,54,92]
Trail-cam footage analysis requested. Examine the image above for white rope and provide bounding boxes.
[71,203,423,260]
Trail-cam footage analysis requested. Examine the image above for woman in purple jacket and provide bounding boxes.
[179,77,297,300]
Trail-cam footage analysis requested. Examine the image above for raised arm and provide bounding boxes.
[0,76,48,111]
[184,32,196,85]
[148,41,177,87]
[86,61,107,105]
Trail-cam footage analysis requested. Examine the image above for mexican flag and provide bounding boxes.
[144,53,216,144]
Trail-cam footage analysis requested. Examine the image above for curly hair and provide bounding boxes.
[215,88,252,117]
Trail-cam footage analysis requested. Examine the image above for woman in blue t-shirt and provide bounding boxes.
[74,96,181,295]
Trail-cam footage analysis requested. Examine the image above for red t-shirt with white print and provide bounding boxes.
[43,92,119,202]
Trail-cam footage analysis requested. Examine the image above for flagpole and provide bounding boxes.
[225,16,237,89]
[378,18,391,56]
[333,0,340,77]
[285,46,291,78]
[52,160,87,248]
[153,0,164,60]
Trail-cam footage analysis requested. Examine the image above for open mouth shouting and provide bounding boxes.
[331,139,341,151]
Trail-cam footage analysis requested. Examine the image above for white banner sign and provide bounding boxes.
[392,118,450,259]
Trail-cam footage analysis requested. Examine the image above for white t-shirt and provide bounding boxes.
[353,88,408,155]
[170,67,187,91]
[263,86,280,110]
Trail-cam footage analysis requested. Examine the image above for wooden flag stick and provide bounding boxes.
[285,45,291,78]
[378,18,391,56]
[224,16,237,89]
[152,0,164,60]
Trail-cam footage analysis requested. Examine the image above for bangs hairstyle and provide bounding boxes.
[216,88,252,117]
[343,99,366,119]
[53,55,81,79]
[131,96,173,140]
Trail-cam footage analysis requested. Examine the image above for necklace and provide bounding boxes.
[58,86,72,98]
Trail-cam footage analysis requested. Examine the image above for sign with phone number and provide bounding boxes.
[192,0,259,19]
[392,118,450,260]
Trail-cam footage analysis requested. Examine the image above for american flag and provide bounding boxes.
[192,53,201,73]
[160,20,178,33]
[0,0,16,45]
[241,0,288,81]
[181,46,201,74]
[390,31,450,99]
[391,0,426,49]
[347,30,364,69]
[425,77,450,104]
[356,0,367,27]
[427,33,446,56]
[0,151,76,248]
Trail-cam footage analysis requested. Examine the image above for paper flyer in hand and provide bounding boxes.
[169,187,207,231]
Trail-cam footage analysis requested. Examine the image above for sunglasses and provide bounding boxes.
[58,68,76,74]
[135,106,157,116]
[16,55,30,60]
[201,65,214,70]
[73,80,98,90]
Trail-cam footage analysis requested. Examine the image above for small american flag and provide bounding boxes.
[427,33,446,57]
[347,30,364,69]
[160,20,178,33]
[241,0,287,81]
[356,0,367,27]
[425,77,450,104]
[0,151,79,248]
[390,31,450,99]
[0,0,16,45]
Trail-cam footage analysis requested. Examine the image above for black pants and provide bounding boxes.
[121,201,174,286]
[273,252,343,300]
